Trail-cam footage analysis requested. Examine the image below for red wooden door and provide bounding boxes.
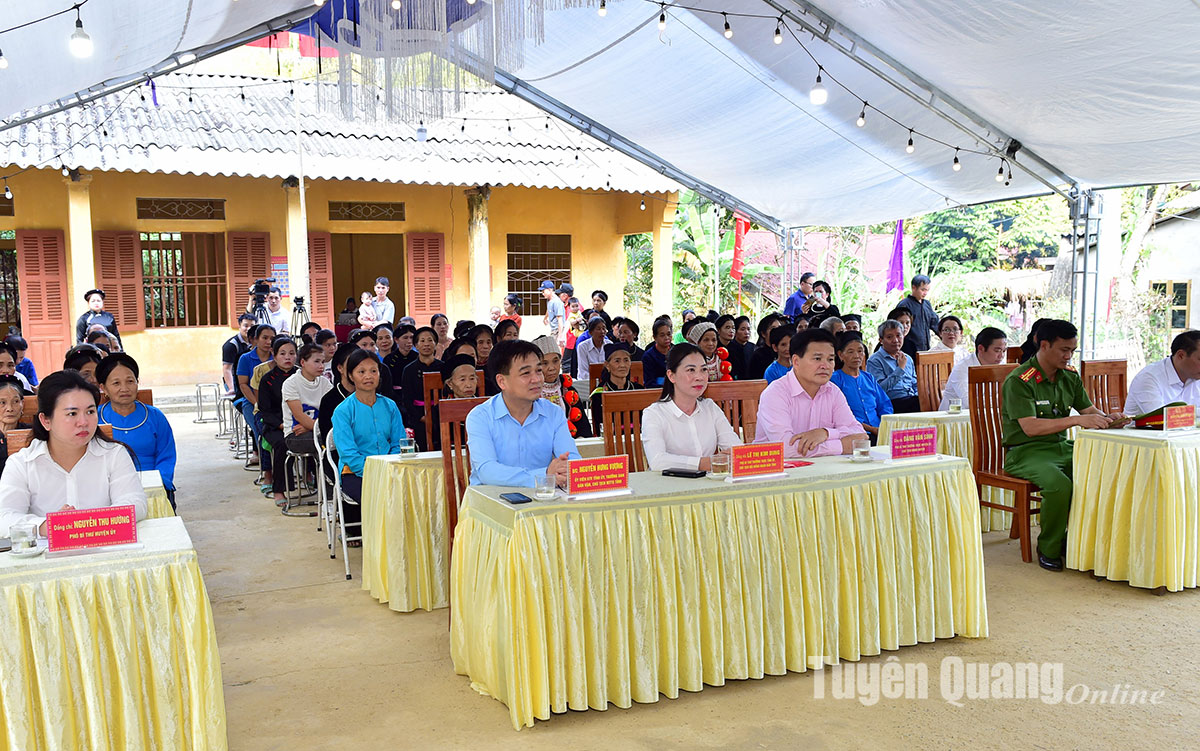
[226,232,270,328]
[16,230,70,376]
[406,233,445,325]
[93,231,146,332]
[307,232,334,327]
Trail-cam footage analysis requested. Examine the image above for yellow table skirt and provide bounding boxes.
[1069,429,1200,591]
[361,454,449,612]
[879,412,1027,533]
[141,470,174,519]
[451,457,988,730]
[0,517,227,750]
[359,438,612,613]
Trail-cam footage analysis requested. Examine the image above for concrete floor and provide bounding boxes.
[169,416,1200,751]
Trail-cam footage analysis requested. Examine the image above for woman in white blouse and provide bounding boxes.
[641,343,742,471]
[0,370,147,536]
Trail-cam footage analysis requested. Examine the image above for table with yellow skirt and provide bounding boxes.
[360,437,608,613]
[450,455,989,730]
[879,411,1026,533]
[140,469,175,519]
[1069,428,1200,592]
[0,517,227,750]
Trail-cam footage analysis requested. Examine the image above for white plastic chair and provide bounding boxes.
[312,419,334,547]
[325,430,362,580]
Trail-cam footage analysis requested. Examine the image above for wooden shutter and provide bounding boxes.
[307,232,334,326]
[16,230,70,377]
[226,232,270,328]
[93,231,145,332]
[406,232,445,324]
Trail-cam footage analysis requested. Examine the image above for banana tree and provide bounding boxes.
[672,191,781,314]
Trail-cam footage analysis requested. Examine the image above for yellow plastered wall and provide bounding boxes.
[1,165,673,385]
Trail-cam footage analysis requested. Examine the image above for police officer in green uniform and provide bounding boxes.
[1001,320,1128,570]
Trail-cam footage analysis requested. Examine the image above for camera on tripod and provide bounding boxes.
[249,278,276,306]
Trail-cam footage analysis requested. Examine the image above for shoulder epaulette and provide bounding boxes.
[1018,366,1042,383]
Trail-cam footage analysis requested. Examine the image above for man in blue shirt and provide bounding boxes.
[541,280,566,351]
[467,339,581,487]
[783,272,816,318]
[866,319,920,413]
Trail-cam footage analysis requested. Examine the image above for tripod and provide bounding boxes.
[251,297,272,328]
[291,296,311,336]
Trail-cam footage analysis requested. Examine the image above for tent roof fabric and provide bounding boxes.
[0,1,316,121]
[496,0,1200,226]
[0,74,681,193]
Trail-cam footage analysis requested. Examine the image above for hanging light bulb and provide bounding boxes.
[774,18,782,44]
[391,0,401,8]
[506,119,511,133]
[723,13,733,39]
[69,8,94,59]
[598,0,607,17]
[809,68,827,106]
[188,88,193,103]
[0,48,8,70]
[314,0,326,6]
[61,164,70,177]
[3,184,10,200]
[416,121,427,142]
[461,120,466,133]
[658,5,667,30]
[467,0,477,5]
[856,102,867,127]
[995,161,1005,182]
[640,198,646,211]
[952,149,961,171]
[905,129,915,153]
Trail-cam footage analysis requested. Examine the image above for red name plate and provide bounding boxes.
[731,443,785,478]
[46,505,138,552]
[1165,404,1196,430]
[891,426,938,460]
[568,455,630,495]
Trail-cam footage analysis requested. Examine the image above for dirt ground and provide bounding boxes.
[168,417,1200,751]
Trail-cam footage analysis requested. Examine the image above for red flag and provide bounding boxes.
[731,214,749,281]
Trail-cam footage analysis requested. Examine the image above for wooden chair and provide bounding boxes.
[915,351,956,412]
[600,390,659,472]
[704,379,767,443]
[1080,359,1128,414]
[588,361,645,384]
[967,363,1041,563]
[438,396,488,553]
[1006,346,1024,364]
[5,428,32,456]
[21,395,36,425]
[422,370,486,449]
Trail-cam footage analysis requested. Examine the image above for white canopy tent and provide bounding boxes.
[0,0,315,123]
[491,0,1200,228]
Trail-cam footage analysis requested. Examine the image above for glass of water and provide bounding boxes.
[399,438,416,457]
[10,521,37,554]
[535,474,557,500]
[709,453,731,479]
[948,399,963,414]
[852,439,872,462]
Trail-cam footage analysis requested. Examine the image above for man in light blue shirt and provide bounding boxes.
[541,280,566,350]
[866,319,920,413]
[466,339,581,487]
[370,276,396,324]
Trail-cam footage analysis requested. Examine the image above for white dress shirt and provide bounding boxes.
[939,353,981,410]
[928,340,971,367]
[1124,356,1200,416]
[0,439,148,536]
[574,337,607,381]
[641,398,742,471]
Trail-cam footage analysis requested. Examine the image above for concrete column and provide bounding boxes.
[465,185,491,321]
[650,200,675,318]
[283,180,310,306]
[64,172,94,318]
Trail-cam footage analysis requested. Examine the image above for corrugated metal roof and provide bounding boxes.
[0,73,681,194]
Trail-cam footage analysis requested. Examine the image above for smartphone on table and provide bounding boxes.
[500,492,533,504]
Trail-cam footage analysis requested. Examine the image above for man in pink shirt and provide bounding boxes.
[755,328,869,457]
